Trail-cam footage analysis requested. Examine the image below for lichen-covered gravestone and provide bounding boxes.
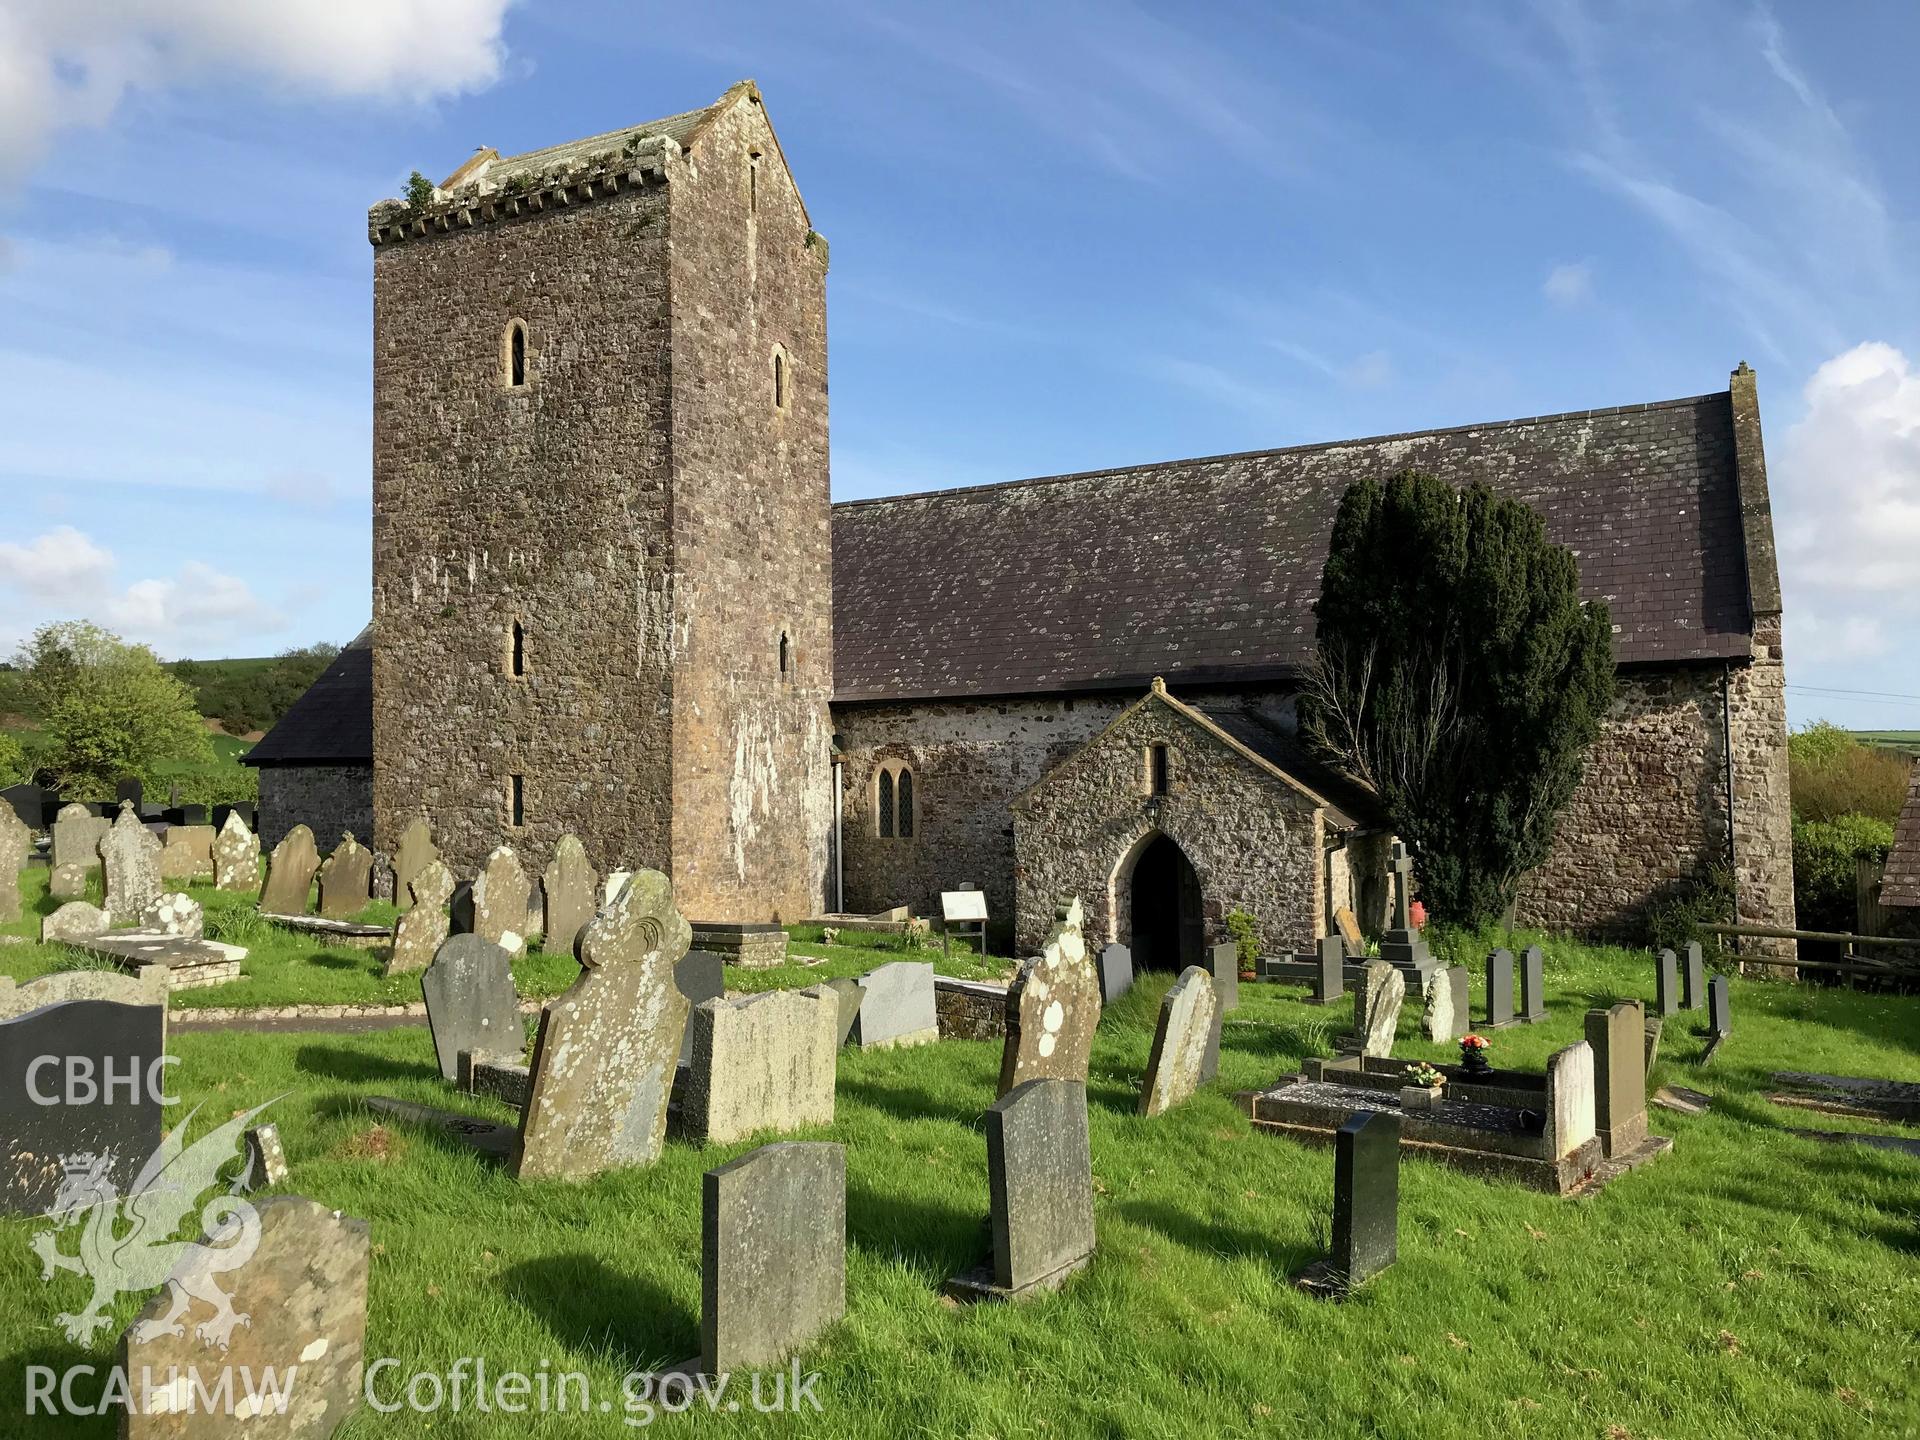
[698,1142,846,1378]
[120,1195,369,1440]
[998,897,1101,1096]
[316,833,374,920]
[389,816,439,913]
[683,989,840,1143]
[385,860,454,976]
[212,810,261,893]
[947,1077,1095,1302]
[515,869,691,1181]
[139,892,204,940]
[49,862,90,900]
[1352,960,1405,1058]
[51,802,107,872]
[1585,1000,1649,1159]
[422,933,524,1082]
[159,824,215,882]
[1138,966,1218,1117]
[1421,964,1470,1043]
[42,900,112,945]
[0,803,28,923]
[541,833,598,958]
[456,846,532,957]
[100,802,163,918]
[243,1123,291,1191]
[259,824,321,915]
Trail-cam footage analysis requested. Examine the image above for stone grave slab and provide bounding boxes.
[681,988,838,1144]
[998,897,1100,1096]
[946,1078,1095,1303]
[259,825,320,916]
[212,811,261,893]
[1138,966,1218,1117]
[1644,1014,1664,1073]
[316,834,374,919]
[689,921,788,969]
[1297,1109,1401,1297]
[422,934,524,1083]
[102,802,164,918]
[541,833,598,958]
[383,860,454,976]
[363,1097,516,1159]
[1310,936,1346,1005]
[120,1195,369,1439]
[851,961,938,1049]
[1350,961,1404,1058]
[77,933,247,991]
[1097,942,1134,1006]
[261,913,390,949]
[1766,1072,1920,1124]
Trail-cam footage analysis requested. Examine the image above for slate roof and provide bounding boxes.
[1194,706,1389,832]
[241,629,372,767]
[442,103,722,190]
[831,391,1757,703]
[1882,761,1920,908]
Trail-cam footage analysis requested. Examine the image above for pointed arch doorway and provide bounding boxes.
[1127,833,1204,971]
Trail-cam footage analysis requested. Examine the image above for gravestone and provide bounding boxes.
[1309,936,1346,1005]
[159,823,215,882]
[682,988,839,1143]
[699,1142,846,1377]
[1421,964,1470,1043]
[0,804,27,922]
[1208,941,1241,1013]
[1704,975,1732,1064]
[212,810,262,892]
[947,1078,1095,1303]
[101,802,163,917]
[1097,942,1134,1006]
[259,824,321,915]
[1644,1014,1664,1073]
[676,950,728,1062]
[49,862,90,900]
[385,859,455,976]
[541,833,598,958]
[1585,1000,1649,1159]
[390,816,439,912]
[1333,905,1365,953]
[515,869,691,1180]
[456,846,532,957]
[42,900,112,944]
[52,802,108,872]
[1138,966,1218,1117]
[998,897,1101,1096]
[851,961,938,1049]
[1682,942,1705,1011]
[115,776,143,810]
[316,833,374,919]
[1,781,44,830]
[1352,960,1405,1058]
[243,1123,291,1190]
[421,934,524,1082]
[121,1195,369,1440]
[1518,946,1547,1023]
[1376,841,1435,979]
[1485,948,1516,1028]
[1309,1110,1401,1293]
[1,994,166,1214]
[140,892,204,940]
[1655,948,1680,1016]
[822,977,864,1047]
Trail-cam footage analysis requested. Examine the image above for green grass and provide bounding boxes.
[1851,730,1920,757]
[0,914,1915,1436]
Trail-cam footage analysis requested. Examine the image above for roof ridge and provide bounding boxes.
[832,389,1732,512]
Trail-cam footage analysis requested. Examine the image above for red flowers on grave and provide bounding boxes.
[1459,1032,1493,1076]
[1410,900,1428,929]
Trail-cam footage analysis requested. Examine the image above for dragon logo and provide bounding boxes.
[31,1099,278,1349]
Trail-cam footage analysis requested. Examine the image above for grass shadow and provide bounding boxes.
[834,1073,988,1130]
[0,1339,111,1439]
[846,1184,984,1281]
[501,1254,693,1373]
[294,1043,439,1084]
[1116,1198,1318,1274]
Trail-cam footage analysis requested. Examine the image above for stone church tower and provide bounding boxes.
[367,82,832,921]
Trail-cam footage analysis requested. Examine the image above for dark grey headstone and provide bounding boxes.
[421,934,523,1082]
[851,961,937,1048]
[701,1141,846,1376]
[676,950,727,1062]
[990,1078,1094,1292]
[1707,974,1731,1039]
[1585,1001,1649,1159]
[115,777,143,809]
[1,783,44,830]
[1,998,165,1215]
[1518,945,1547,1023]
[1097,942,1134,1005]
[1485,948,1515,1027]
[1331,1110,1400,1287]
[1208,941,1240,1013]
[1655,948,1680,1016]
[1682,942,1705,1011]
[1312,936,1345,1004]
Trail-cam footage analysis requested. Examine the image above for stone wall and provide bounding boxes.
[258,766,374,851]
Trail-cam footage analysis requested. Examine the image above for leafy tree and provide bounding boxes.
[1787,720,1910,824]
[1301,471,1616,927]
[16,622,213,797]
[0,733,26,788]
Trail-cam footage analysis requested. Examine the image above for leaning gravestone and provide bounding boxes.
[243,1123,292,1191]
[422,933,524,1082]
[121,1195,369,1440]
[0,804,28,922]
[385,859,455,976]
[851,961,938,1049]
[1585,1000,1650,1160]
[1421,964,1470,1043]
[212,809,262,892]
[1298,1109,1401,1296]
[1655,948,1681,1016]
[998,897,1101,1096]
[390,816,439,912]
[697,1142,847,1377]
[541,833,598,959]
[1097,942,1134,1006]
[1,985,166,1214]
[947,1078,1095,1303]
[1138,966,1218,1117]
[316,833,374,919]
[101,802,163,918]
[1518,945,1548,1023]
[259,824,321,915]
[457,846,533,957]
[1208,941,1241,1013]
[52,803,108,872]
[515,869,691,1180]
[1703,975,1732,1064]
[42,900,112,945]
[1682,942,1706,1011]
[1485,948,1517,1028]
[822,976,864,1048]
[682,988,840,1143]
[1352,960,1405,1059]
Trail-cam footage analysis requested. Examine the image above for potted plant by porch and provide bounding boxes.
[1400,1061,1446,1112]
[1459,1033,1493,1077]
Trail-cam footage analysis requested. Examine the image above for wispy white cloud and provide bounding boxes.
[1542,261,1593,306]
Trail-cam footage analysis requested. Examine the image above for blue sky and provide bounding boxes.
[1,1,1916,728]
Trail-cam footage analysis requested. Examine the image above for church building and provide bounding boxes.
[246,83,1795,964]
